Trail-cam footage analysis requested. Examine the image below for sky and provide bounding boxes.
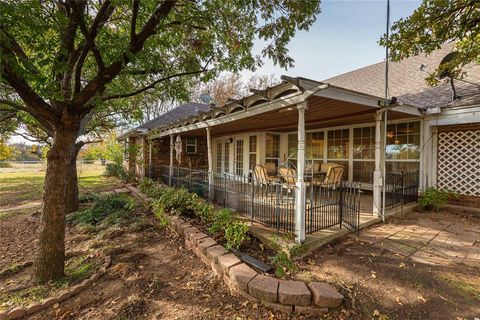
[242,0,421,81]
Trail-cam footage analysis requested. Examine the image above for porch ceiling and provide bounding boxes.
[200,96,416,137]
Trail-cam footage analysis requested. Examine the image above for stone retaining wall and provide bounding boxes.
[169,216,344,315]
[0,256,112,320]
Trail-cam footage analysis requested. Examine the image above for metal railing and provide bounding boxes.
[306,182,361,234]
[384,170,420,209]
[157,165,362,235]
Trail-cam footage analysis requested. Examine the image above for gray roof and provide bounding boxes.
[118,102,211,140]
[324,44,480,109]
[138,102,211,130]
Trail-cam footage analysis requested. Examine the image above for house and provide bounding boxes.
[119,45,480,243]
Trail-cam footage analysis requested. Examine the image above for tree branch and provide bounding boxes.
[103,67,209,101]
[72,1,177,111]
[131,0,140,41]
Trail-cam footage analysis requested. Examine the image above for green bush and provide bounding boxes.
[152,187,198,217]
[139,178,165,199]
[419,187,451,210]
[67,194,135,226]
[224,221,249,249]
[208,208,233,236]
[104,163,133,182]
[270,252,296,278]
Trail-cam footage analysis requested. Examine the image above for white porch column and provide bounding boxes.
[169,134,174,185]
[295,102,307,243]
[373,112,383,217]
[206,127,214,199]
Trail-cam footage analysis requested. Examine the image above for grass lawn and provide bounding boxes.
[0,164,123,211]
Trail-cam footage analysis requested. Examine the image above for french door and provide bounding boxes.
[234,138,244,176]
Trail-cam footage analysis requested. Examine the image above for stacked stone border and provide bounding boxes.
[0,255,112,320]
[169,215,344,315]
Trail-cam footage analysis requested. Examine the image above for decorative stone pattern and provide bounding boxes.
[0,255,112,319]
[165,214,344,315]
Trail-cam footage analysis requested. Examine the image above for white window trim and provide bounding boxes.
[186,137,197,154]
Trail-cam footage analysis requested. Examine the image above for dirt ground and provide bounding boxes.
[296,209,480,320]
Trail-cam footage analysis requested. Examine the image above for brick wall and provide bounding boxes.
[143,135,208,179]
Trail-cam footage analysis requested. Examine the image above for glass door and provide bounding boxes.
[235,138,244,176]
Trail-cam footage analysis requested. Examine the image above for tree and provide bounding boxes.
[0,138,14,161]
[0,0,320,282]
[379,0,480,84]
[191,73,279,106]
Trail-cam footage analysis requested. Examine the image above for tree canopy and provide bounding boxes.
[380,0,480,85]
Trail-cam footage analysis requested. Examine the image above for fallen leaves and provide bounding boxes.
[417,294,428,303]
[371,271,377,279]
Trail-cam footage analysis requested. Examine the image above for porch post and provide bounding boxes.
[373,112,383,217]
[295,102,307,243]
[206,127,214,199]
[148,139,152,179]
[169,134,174,186]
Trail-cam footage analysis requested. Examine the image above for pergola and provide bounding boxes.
[149,76,422,243]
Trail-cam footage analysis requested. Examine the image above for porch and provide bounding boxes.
[148,77,423,243]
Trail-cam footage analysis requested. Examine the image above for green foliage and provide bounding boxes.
[224,221,249,249]
[82,133,124,165]
[0,139,14,161]
[208,208,234,236]
[104,163,133,182]
[67,194,135,227]
[379,1,480,84]
[138,178,165,198]
[152,187,199,217]
[270,252,296,279]
[144,186,249,249]
[419,187,452,210]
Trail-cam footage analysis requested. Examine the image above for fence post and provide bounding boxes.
[189,167,192,192]
[250,179,255,221]
[223,173,227,207]
[339,182,344,228]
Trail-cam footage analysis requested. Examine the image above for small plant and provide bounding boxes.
[224,221,249,249]
[152,187,199,217]
[208,208,233,236]
[270,252,296,279]
[67,194,135,227]
[419,187,451,210]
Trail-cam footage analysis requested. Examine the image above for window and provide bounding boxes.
[352,127,375,184]
[386,122,420,160]
[265,133,280,166]
[306,132,324,159]
[216,142,222,174]
[327,129,349,159]
[224,141,230,173]
[235,139,244,176]
[186,137,197,154]
[249,135,257,170]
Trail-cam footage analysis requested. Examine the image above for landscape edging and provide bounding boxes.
[167,215,344,315]
[0,255,112,320]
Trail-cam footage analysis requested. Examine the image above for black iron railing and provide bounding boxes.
[384,170,419,209]
[157,165,361,235]
[306,182,361,234]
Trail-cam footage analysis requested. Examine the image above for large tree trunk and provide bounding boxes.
[34,125,79,283]
[66,143,83,213]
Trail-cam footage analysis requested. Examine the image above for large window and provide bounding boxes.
[265,133,280,166]
[288,132,324,169]
[224,141,230,173]
[327,129,349,159]
[353,127,375,183]
[386,121,420,173]
[249,135,257,170]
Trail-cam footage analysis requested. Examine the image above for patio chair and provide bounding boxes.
[254,165,279,185]
[263,162,277,176]
[320,162,340,173]
[314,165,344,186]
[278,167,297,190]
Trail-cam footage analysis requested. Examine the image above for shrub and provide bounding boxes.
[270,252,296,278]
[152,187,198,217]
[139,178,165,199]
[104,163,133,182]
[224,221,249,249]
[208,208,233,236]
[419,187,451,210]
[67,194,135,226]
